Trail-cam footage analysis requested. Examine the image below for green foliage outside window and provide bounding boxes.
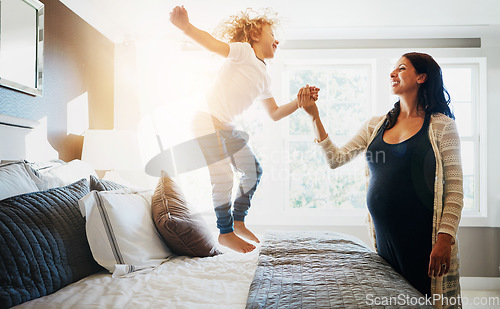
[288,66,370,210]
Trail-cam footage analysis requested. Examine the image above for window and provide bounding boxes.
[442,65,476,212]
[440,59,487,218]
[286,65,371,210]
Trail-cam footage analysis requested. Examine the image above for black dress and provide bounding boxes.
[366,116,435,296]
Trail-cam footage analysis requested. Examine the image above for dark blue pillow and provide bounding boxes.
[89,175,127,191]
[0,179,102,308]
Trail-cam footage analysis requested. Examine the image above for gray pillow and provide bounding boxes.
[89,175,128,191]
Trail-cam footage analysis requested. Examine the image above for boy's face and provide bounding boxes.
[254,24,279,59]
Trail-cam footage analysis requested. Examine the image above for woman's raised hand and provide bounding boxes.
[169,6,190,32]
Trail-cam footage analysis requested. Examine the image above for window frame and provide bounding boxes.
[435,57,488,226]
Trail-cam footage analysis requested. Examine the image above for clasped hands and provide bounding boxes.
[298,85,320,118]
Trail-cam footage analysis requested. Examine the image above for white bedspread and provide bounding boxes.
[15,244,260,309]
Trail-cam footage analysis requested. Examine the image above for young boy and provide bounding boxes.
[170,6,318,253]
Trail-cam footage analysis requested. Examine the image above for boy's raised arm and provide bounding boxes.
[261,86,320,122]
[170,6,230,57]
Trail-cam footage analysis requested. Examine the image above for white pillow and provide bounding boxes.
[78,188,172,277]
[39,159,97,189]
[0,162,43,200]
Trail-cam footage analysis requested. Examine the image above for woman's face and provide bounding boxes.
[390,57,425,96]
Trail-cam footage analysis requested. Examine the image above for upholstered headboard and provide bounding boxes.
[0,114,57,161]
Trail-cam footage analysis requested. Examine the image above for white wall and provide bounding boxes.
[482,27,500,228]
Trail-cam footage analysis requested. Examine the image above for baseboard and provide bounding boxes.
[461,277,500,290]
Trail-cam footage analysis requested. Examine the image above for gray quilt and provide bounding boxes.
[246,230,433,308]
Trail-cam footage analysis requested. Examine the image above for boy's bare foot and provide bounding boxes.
[218,232,256,253]
[234,221,260,243]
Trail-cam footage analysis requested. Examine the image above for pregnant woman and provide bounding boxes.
[298,52,463,308]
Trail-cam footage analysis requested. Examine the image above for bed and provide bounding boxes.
[7,231,433,309]
[1,115,431,309]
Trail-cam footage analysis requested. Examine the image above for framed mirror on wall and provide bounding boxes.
[0,0,44,96]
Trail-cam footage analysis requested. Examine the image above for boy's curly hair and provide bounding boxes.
[213,8,279,46]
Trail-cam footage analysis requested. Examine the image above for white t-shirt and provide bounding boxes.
[203,42,273,124]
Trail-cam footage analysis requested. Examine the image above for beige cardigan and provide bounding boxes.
[316,113,463,308]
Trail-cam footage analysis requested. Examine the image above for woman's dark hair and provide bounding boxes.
[386,52,454,129]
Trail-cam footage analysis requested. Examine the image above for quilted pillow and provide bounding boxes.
[152,171,221,257]
[0,179,102,308]
[78,189,172,277]
[89,175,127,191]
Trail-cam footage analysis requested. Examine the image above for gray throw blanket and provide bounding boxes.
[246,230,433,308]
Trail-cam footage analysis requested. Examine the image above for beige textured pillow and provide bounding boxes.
[152,171,221,257]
